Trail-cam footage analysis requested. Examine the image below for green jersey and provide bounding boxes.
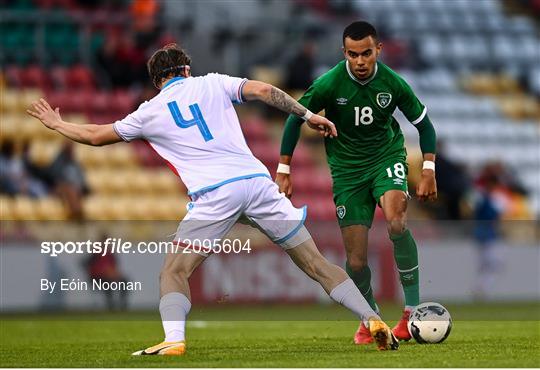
[294,60,426,186]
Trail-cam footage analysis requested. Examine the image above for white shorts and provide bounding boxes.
[174,176,310,256]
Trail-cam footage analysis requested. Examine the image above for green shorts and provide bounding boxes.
[333,159,409,228]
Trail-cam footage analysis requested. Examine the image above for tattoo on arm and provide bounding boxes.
[268,87,307,117]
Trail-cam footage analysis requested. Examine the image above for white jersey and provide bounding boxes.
[113,74,269,195]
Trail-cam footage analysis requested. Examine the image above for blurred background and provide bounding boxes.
[1,0,538,313]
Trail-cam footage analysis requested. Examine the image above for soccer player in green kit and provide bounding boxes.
[276,21,438,344]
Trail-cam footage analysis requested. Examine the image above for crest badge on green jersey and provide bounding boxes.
[336,205,346,219]
[376,92,392,108]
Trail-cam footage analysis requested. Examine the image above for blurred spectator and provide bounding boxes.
[83,235,129,310]
[474,162,531,220]
[435,141,471,220]
[130,0,161,50]
[0,140,20,196]
[472,165,507,300]
[0,139,47,197]
[285,41,316,91]
[47,142,89,220]
[21,140,51,192]
[96,29,148,88]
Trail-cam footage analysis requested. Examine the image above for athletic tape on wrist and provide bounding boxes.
[422,160,435,171]
[277,163,290,174]
[302,110,313,121]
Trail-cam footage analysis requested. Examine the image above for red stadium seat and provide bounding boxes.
[250,141,279,166]
[50,66,69,89]
[21,65,52,89]
[90,91,110,113]
[241,117,269,142]
[4,66,23,88]
[291,144,314,169]
[110,90,136,115]
[292,194,335,221]
[66,64,95,90]
[47,91,73,112]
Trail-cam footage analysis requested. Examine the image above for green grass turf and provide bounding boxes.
[1,302,539,367]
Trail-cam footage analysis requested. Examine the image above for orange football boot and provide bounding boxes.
[368,317,399,351]
[132,341,186,356]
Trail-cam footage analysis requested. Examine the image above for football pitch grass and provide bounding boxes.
[1,302,539,368]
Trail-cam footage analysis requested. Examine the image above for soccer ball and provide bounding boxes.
[407,302,452,344]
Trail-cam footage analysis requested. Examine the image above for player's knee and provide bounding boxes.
[386,213,407,235]
[347,257,368,273]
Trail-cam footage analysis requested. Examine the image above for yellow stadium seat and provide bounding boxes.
[250,66,284,88]
[83,195,115,220]
[128,170,153,194]
[28,141,62,167]
[1,89,20,112]
[12,196,38,220]
[75,145,109,169]
[108,144,136,168]
[63,114,89,125]
[1,113,20,141]
[20,89,43,111]
[108,170,131,194]
[0,196,14,220]
[151,169,182,194]
[35,196,68,220]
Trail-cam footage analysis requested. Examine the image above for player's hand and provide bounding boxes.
[416,169,437,202]
[275,172,293,198]
[26,98,62,130]
[307,114,337,138]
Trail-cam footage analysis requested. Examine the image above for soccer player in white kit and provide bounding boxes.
[27,43,398,353]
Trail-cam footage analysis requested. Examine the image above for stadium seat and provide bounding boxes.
[1,88,19,112]
[76,145,110,169]
[83,195,114,220]
[66,64,95,90]
[89,91,110,113]
[21,65,52,90]
[0,196,14,220]
[150,169,183,194]
[4,66,23,87]
[35,197,67,220]
[27,140,62,167]
[107,144,137,168]
[12,196,38,220]
[110,90,136,115]
[0,114,20,140]
[20,89,44,110]
[125,170,153,194]
[50,66,69,89]
[241,117,269,142]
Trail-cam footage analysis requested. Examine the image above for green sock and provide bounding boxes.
[390,229,420,307]
[345,262,378,312]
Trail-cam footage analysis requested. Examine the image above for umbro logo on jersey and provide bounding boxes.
[336,205,346,219]
[336,97,348,105]
[376,92,392,108]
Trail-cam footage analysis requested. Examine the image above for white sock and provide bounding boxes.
[159,292,191,342]
[330,278,379,322]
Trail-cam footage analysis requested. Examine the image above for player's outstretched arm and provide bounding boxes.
[27,98,123,146]
[241,81,336,138]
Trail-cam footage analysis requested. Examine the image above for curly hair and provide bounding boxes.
[147,43,192,89]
